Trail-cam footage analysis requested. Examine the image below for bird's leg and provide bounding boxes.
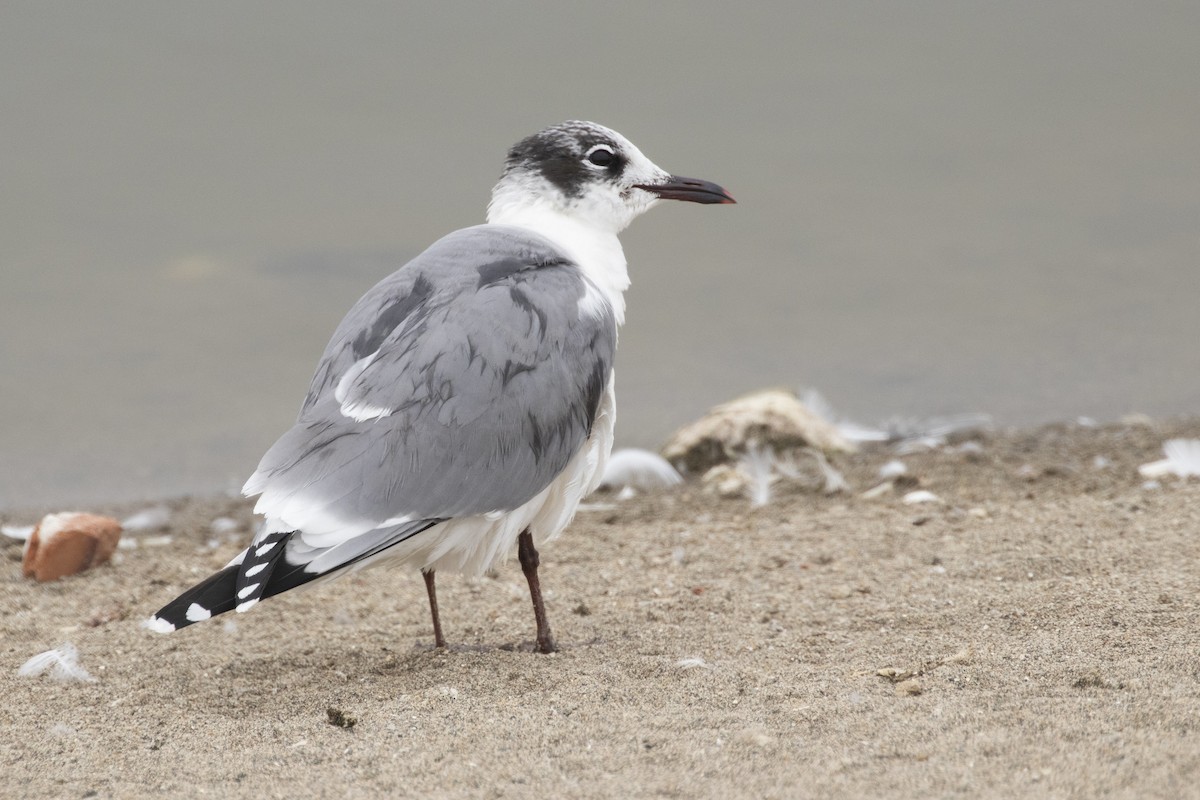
[422,569,447,649]
[517,529,557,654]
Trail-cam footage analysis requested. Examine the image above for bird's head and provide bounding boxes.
[488,120,735,233]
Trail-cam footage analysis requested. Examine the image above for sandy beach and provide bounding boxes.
[3,417,1198,799]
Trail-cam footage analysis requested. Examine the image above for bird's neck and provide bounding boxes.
[486,201,630,326]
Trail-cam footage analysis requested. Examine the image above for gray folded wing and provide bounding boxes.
[243,224,616,543]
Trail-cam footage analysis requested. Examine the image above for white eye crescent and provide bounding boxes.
[585,144,616,168]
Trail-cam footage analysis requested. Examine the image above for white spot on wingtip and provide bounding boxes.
[237,583,260,600]
[255,541,279,558]
[185,603,212,622]
[142,617,176,634]
[244,563,268,578]
[235,598,259,613]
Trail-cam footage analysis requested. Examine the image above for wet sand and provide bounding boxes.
[2,418,1198,799]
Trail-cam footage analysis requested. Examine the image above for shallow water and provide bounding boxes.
[2,3,1198,506]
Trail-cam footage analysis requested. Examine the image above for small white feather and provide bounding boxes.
[597,448,682,491]
[1139,439,1200,478]
[17,643,97,683]
[879,460,908,479]
[210,516,239,535]
[740,444,775,508]
[903,490,942,505]
[676,657,714,670]
[809,448,849,494]
[122,506,170,531]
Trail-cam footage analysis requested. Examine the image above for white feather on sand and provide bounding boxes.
[598,449,682,491]
[121,506,170,531]
[740,444,776,507]
[1138,439,1200,478]
[17,643,97,683]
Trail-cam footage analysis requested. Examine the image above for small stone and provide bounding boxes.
[326,707,357,729]
[894,679,923,696]
[22,512,122,582]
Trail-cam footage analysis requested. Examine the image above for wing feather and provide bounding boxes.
[245,225,616,540]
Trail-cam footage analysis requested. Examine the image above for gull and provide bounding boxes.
[148,121,734,652]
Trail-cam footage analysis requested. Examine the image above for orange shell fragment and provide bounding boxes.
[22,512,123,582]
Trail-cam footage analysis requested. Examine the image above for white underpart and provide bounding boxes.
[490,207,631,325]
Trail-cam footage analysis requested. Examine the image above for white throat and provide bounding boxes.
[487,199,631,326]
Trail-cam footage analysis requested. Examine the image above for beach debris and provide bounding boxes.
[954,440,985,457]
[597,448,682,492]
[1138,439,1200,479]
[702,464,750,499]
[941,645,974,666]
[664,389,854,474]
[326,707,357,729]
[776,448,849,494]
[1072,671,1121,690]
[703,441,850,505]
[800,389,889,443]
[861,481,894,500]
[616,486,638,501]
[22,512,122,582]
[802,389,991,452]
[890,413,992,454]
[17,643,97,683]
[740,443,776,507]
[210,516,240,535]
[1,524,36,541]
[87,603,129,627]
[878,460,908,479]
[877,645,972,696]
[122,505,171,531]
[676,656,714,670]
[902,490,942,505]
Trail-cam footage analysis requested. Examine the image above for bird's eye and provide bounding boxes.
[586,146,615,167]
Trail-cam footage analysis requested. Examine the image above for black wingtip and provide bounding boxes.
[148,564,241,632]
